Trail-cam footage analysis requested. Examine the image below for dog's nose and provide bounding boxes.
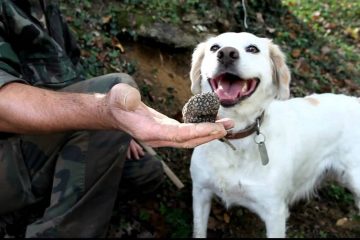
[217,47,239,66]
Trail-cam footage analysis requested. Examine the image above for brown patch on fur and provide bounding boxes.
[305,97,320,106]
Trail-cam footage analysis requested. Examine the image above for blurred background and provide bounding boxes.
[4,0,359,238]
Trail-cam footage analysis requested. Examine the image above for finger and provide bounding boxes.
[145,135,218,148]
[164,122,227,143]
[113,83,141,111]
[215,118,234,130]
[131,140,145,158]
[145,127,227,148]
[144,103,171,118]
[130,142,140,159]
[135,143,145,157]
[126,147,131,159]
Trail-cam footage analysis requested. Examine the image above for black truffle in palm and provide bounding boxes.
[182,92,236,150]
[182,92,220,123]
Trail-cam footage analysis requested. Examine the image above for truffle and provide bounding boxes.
[182,92,236,151]
[182,92,220,123]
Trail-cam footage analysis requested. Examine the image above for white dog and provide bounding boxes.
[189,32,360,238]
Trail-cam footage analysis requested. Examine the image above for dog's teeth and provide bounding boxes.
[242,82,248,93]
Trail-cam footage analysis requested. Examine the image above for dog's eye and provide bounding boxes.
[210,44,220,52]
[246,45,259,53]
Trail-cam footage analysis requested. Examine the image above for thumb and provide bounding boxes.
[111,83,141,111]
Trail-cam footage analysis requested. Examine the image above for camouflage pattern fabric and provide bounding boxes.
[0,0,164,237]
[0,0,84,89]
[0,74,164,237]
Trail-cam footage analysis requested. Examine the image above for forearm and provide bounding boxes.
[0,82,233,148]
[0,83,115,134]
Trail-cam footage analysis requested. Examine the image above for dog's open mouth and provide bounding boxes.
[209,73,260,107]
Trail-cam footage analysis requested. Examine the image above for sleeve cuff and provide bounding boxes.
[0,70,28,88]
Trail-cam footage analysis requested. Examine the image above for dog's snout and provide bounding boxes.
[217,47,239,65]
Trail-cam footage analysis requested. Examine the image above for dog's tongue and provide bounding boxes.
[216,80,241,101]
[214,75,246,101]
[211,74,258,104]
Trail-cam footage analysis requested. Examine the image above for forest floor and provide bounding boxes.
[2,0,360,238]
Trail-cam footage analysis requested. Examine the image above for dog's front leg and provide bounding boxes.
[192,184,212,238]
[261,202,289,238]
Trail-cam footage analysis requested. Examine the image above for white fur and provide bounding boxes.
[189,32,360,238]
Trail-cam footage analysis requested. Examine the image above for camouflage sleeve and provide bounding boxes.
[0,36,26,88]
[0,0,28,88]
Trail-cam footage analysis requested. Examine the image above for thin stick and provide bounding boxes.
[221,137,237,151]
[242,0,248,29]
[137,141,185,189]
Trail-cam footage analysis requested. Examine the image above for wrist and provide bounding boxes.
[95,92,119,130]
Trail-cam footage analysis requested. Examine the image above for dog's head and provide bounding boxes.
[190,32,290,113]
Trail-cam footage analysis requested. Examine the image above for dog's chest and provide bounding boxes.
[208,166,256,205]
[191,143,264,205]
[208,167,247,202]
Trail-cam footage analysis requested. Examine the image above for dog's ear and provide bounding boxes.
[269,41,291,100]
[190,42,206,94]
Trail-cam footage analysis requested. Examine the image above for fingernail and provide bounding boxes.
[210,126,223,135]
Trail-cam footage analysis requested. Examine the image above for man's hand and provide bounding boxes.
[106,84,234,148]
[126,139,145,160]
[0,82,233,148]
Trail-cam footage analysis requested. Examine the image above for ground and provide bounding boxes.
[1,0,360,238]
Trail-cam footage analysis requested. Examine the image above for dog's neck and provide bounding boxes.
[218,98,271,134]
[225,111,265,139]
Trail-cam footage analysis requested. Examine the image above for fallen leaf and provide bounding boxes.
[114,43,125,53]
[266,27,276,33]
[336,217,348,226]
[92,31,100,37]
[111,37,125,53]
[102,15,112,24]
[294,57,311,74]
[212,206,224,221]
[93,36,104,48]
[324,22,337,30]
[223,213,230,223]
[344,27,359,40]
[81,49,91,58]
[143,78,153,86]
[207,216,218,230]
[289,32,297,40]
[256,12,265,24]
[65,16,73,22]
[291,48,302,58]
[97,52,107,62]
[344,79,360,91]
[312,11,321,20]
[321,46,331,55]
[109,64,122,72]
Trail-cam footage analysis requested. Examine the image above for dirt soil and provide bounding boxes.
[106,40,360,238]
[121,41,194,117]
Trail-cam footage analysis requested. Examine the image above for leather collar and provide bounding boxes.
[225,112,265,140]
